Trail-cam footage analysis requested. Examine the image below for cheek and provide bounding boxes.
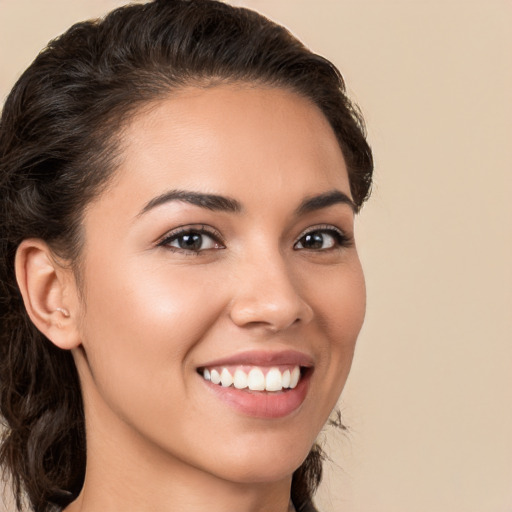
[311,256,366,342]
[309,258,366,397]
[77,255,226,408]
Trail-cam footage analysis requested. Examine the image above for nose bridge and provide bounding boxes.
[228,241,313,331]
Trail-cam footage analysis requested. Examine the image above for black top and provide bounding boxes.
[297,501,320,512]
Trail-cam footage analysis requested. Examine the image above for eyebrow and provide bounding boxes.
[138,189,243,216]
[138,188,355,217]
[295,190,356,215]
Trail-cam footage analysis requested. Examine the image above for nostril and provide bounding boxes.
[228,295,312,333]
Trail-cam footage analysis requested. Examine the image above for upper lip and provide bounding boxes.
[198,349,314,368]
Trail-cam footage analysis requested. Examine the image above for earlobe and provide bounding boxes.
[15,239,81,350]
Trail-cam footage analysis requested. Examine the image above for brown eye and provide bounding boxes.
[294,228,348,251]
[160,229,223,253]
[174,233,204,251]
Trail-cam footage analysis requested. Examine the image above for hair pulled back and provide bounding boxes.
[0,1,373,510]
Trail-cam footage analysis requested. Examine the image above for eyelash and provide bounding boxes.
[157,224,351,254]
[293,225,352,251]
[157,225,224,254]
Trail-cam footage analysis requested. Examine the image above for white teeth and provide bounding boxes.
[210,369,221,385]
[290,366,301,389]
[233,369,248,389]
[202,365,303,392]
[247,368,266,391]
[220,368,233,387]
[265,367,283,392]
[282,369,291,388]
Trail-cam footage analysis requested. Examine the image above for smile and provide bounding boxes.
[196,351,314,419]
[200,365,302,392]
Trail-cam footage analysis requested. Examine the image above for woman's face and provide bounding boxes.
[72,84,365,485]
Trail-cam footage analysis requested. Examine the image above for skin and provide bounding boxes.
[17,84,366,512]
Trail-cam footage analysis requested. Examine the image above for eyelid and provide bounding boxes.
[294,224,352,249]
[156,224,225,249]
[297,224,348,240]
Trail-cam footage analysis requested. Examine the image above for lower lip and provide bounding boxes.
[201,370,311,419]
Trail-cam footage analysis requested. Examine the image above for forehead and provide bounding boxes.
[98,84,350,218]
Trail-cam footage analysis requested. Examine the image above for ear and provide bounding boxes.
[15,239,81,350]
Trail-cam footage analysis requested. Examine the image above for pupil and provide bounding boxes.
[304,233,323,249]
[179,234,202,250]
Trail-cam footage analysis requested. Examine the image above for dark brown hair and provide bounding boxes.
[0,1,373,510]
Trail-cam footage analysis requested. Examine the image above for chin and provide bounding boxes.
[195,428,316,485]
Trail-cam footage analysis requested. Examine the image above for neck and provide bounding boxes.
[66,381,294,512]
[68,460,293,512]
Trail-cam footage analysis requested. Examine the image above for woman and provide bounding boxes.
[0,1,373,511]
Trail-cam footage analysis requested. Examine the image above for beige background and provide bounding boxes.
[1,1,511,511]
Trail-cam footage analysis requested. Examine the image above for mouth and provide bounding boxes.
[197,364,307,392]
[196,351,314,418]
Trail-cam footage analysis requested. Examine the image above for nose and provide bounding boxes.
[228,253,314,333]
